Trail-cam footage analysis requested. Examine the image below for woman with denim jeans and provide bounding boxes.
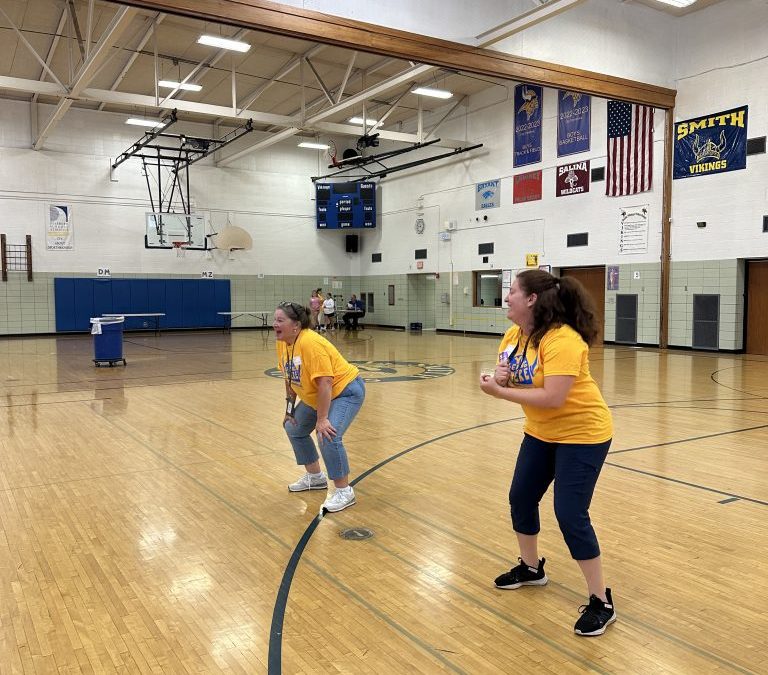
[273,301,365,513]
[479,269,616,637]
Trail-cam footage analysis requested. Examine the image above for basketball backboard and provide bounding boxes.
[145,213,207,250]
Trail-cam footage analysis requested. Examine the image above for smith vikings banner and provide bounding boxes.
[557,90,591,157]
[514,84,542,167]
[673,106,748,179]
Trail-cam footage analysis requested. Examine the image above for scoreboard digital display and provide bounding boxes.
[316,181,376,229]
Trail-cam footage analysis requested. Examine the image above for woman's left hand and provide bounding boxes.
[315,417,337,443]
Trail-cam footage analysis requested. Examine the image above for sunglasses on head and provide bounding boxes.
[278,301,302,319]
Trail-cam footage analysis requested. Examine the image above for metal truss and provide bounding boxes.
[310,138,483,183]
[112,110,254,213]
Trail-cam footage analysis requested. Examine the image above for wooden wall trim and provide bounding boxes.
[659,109,674,349]
[116,0,676,109]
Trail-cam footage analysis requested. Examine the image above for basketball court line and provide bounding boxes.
[91,414,470,674]
[368,497,758,675]
[608,422,768,455]
[64,384,764,673]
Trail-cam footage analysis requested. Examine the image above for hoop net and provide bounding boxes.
[326,140,339,167]
[172,241,188,258]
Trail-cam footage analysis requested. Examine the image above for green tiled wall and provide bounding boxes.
[0,263,747,350]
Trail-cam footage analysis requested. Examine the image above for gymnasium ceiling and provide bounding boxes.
[0,0,724,163]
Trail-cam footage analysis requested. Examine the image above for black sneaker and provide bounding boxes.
[574,588,617,636]
[494,557,548,589]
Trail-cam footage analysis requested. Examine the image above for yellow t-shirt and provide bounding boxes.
[497,324,612,443]
[277,329,359,409]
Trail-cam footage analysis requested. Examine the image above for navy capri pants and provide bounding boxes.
[509,433,611,560]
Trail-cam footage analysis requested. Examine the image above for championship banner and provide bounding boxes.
[513,170,542,204]
[674,106,748,179]
[475,179,501,210]
[557,90,591,156]
[47,204,73,250]
[556,160,590,197]
[513,84,542,167]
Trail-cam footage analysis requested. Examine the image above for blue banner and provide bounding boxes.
[674,106,748,179]
[557,90,590,156]
[514,84,542,167]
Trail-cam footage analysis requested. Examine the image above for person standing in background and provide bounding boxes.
[321,292,336,331]
[309,290,322,330]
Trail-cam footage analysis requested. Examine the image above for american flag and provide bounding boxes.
[606,100,654,197]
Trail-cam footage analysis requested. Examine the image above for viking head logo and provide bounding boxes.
[692,131,727,163]
[563,91,582,107]
[518,86,539,121]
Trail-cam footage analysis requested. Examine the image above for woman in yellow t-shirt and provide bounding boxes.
[479,269,616,637]
[274,302,365,513]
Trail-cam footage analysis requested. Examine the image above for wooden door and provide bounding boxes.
[746,260,768,355]
[560,266,606,344]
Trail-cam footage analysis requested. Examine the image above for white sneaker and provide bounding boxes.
[288,472,328,492]
[322,486,356,513]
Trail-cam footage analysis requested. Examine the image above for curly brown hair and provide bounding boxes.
[515,269,599,347]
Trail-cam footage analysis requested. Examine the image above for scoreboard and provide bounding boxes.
[316,181,376,229]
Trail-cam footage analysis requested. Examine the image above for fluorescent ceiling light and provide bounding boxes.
[298,142,329,150]
[158,80,202,92]
[480,273,501,278]
[126,118,163,128]
[348,117,379,126]
[654,0,696,6]
[197,35,251,52]
[412,86,453,99]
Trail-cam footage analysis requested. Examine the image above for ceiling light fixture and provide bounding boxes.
[298,141,329,150]
[126,118,163,128]
[411,86,453,99]
[653,0,697,7]
[348,117,379,126]
[197,35,251,52]
[158,80,202,92]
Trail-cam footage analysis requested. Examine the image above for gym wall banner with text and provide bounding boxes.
[514,84,542,167]
[557,91,591,157]
[673,106,748,179]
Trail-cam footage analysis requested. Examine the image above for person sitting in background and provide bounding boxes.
[343,295,365,330]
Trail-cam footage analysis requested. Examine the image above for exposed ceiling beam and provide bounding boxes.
[97,13,166,111]
[31,8,69,105]
[82,87,296,126]
[313,122,467,149]
[0,6,66,90]
[304,57,334,106]
[235,44,325,116]
[218,63,433,166]
[66,0,86,60]
[0,76,64,97]
[116,0,674,108]
[159,27,249,104]
[475,0,587,47]
[34,6,138,150]
[335,51,356,104]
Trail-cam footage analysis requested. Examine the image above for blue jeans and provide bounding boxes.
[509,433,611,560]
[284,376,365,480]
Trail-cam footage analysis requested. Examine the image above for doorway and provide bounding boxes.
[746,260,768,355]
[407,274,436,330]
[559,266,606,344]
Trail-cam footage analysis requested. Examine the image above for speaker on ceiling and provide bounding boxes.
[345,234,359,253]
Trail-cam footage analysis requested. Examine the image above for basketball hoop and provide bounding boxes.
[326,140,339,168]
[172,241,188,258]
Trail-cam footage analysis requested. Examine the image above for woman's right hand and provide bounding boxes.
[283,414,296,427]
[494,362,511,387]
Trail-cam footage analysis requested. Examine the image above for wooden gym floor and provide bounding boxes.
[0,327,766,674]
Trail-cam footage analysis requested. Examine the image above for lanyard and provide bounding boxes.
[508,333,532,384]
[282,331,302,384]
